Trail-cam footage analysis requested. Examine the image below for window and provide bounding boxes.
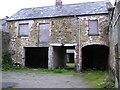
[18,23,29,36]
[39,23,50,42]
[88,20,99,35]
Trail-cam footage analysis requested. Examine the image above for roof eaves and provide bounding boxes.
[6,12,108,22]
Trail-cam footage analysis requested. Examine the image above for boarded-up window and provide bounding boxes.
[39,23,50,42]
[18,23,29,36]
[88,20,99,35]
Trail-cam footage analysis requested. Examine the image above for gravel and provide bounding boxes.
[2,71,91,88]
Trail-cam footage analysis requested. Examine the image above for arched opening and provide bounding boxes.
[82,44,109,70]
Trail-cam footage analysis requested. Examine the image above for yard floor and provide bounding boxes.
[2,70,92,88]
[1,68,109,88]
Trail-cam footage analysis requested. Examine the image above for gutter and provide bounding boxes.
[6,13,109,22]
[108,7,115,30]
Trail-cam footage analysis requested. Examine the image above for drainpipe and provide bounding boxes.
[78,17,82,72]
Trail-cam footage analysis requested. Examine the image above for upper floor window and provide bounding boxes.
[39,23,50,42]
[18,23,29,37]
[88,20,99,36]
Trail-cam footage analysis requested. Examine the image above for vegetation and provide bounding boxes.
[2,52,12,65]
[2,67,73,74]
[99,72,115,88]
[2,52,13,71]
[79,70,115,88]
[2,53,115,88]
[3,85,15,89]
[66,63,75,68]
[2,52,21,71]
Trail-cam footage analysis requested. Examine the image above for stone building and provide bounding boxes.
[0,17,10,54]
[7,0,110,71]
[108,0,120,88]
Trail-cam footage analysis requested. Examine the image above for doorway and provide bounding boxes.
[82,44,109,70]
[25,47,48,68]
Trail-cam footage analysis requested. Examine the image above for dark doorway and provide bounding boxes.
[53,46,66,69]
[67,53,74,63]
[25,47,48,68]
[52,46,75,69]
[82,44,109,70]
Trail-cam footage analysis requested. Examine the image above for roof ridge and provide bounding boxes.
[7,1,108,21]
[20,1,106,10]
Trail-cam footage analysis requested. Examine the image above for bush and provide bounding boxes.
[2,52,12,65]
[2,52,21,71]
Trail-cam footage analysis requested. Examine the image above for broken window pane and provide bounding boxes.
[88,20,98,35]
[39,23,50,42]
[19,23,29,36]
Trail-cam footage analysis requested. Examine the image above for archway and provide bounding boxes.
[82,44,109,70]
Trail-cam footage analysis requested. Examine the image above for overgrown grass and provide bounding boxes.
[2,52,73,74]
[79,70,115,88]
[2,65,115,88]
[2,52,115,88]
[66,63,75,68]
[2,85,15,89]
[2,66,73,74]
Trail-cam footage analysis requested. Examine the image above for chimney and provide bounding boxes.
[55,0,62,6]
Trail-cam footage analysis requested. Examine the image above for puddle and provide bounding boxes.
[2,82,17,88]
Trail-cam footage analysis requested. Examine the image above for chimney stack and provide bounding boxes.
[55,0,62,6]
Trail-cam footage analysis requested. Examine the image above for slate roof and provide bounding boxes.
[7,1,108,21]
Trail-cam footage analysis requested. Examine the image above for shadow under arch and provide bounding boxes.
[81,44,109,70]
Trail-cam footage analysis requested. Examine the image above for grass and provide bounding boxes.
[2,85,15,89]
[66,63,75,68]
[2,52,114,88]
[2,62,115,88]
[2,65,73,74]
[79,70,115,88]
[81,70,106,88]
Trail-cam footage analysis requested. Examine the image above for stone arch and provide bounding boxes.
[81,44,109,70]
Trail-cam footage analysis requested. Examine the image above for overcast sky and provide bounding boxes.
[0,0,115,19]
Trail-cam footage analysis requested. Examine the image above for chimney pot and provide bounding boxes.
[55,0,62,6]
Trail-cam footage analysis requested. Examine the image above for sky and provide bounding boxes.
[0,0,115,19]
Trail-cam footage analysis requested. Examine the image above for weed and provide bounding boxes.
[99,72,115,88]
[2,52,12,65]
[80,70,109,88]
[2,85,15,88]
[52,69,69,74]
[66,63,75,68]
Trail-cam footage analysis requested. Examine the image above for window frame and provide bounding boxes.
[18,23,29,37]
[39,23,50,42]
[88,20,99,36]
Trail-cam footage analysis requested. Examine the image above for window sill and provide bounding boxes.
[17,36,29,38]
[21,37,29,39]
[88,34,99,36]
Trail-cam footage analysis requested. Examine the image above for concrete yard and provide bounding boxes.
[2,71,91,88]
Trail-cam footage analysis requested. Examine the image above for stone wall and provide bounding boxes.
[50,17,78,44]
[0,31,1,65]
[8,15,109,70]
[0,19,10,54]
[2,31,10,54]
[78,15,109,70]
[79,15,109,48]
[8,17,78,66]
[108,1,120,88]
